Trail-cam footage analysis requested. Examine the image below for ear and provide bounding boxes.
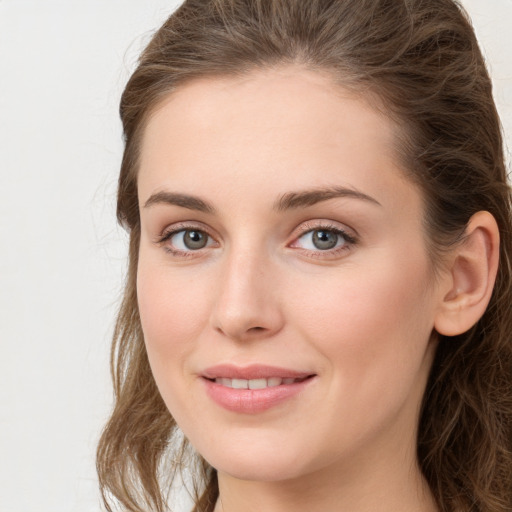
[434,211,500,337]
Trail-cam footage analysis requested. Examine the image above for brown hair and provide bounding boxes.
[96,1,512,511]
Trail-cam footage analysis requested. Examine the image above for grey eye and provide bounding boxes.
[182,230,208,250]
[168,229,212,251]
[293,228,350,252]
[311,230,339,250]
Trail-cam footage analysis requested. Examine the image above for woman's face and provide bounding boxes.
[136,67,442,483]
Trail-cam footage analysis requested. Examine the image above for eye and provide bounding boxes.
[158,227,217,255]
[291,225,357,255]
[302,229,342,250]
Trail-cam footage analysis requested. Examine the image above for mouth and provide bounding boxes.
[201,363,314,381]
[206,375,313,389]
[201,365,316,414]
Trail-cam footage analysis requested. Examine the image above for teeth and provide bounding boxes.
[248,378,267,390]
[267,377,282,387]
[214,377,302,389]
[232,378,248,389]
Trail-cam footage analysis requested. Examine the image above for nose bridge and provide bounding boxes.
[211,238,282,340]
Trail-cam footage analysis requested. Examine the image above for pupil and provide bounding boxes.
[184,230,207,250]
[312,230,338,250]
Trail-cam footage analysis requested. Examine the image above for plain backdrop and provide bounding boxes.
[0,1,510,511]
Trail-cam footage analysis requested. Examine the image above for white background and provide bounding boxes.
[0,1,510,511]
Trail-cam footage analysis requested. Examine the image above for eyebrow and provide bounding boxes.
[142,186,381,214]
[143,191,215,213]
[274,186,381,211]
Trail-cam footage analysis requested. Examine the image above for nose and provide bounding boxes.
[210,247,284,341]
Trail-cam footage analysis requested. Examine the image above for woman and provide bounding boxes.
[97,1,512,511]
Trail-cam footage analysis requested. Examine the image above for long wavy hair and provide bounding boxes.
[96,1,512,511]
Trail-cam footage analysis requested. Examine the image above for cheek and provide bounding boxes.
[136,258,220,434]
[290,250,435,403]
[136,260,211,374]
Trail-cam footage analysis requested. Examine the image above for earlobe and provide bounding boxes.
[434,211,500,337]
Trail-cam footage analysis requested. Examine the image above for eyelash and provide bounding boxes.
[291,222,358,259]
[156,223,217,258]
[155,222,358,259]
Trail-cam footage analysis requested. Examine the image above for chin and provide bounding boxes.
[195,433,317,483]
[211,456,306,483]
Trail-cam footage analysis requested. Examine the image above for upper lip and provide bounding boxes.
[202,364,314,380]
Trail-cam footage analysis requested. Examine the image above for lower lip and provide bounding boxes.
[202,377,314,414]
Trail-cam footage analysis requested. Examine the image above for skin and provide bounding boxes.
[136,66,446,512]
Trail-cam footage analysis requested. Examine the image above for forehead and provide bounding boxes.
[141,66,396,156]
[138,66,417,214]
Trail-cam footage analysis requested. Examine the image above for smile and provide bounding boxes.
[201,365,316,414]
[213,376,308,389]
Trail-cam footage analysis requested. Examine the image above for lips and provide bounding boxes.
[213,376,308,389]
[202,363,313,380]
[201,364,316,414]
